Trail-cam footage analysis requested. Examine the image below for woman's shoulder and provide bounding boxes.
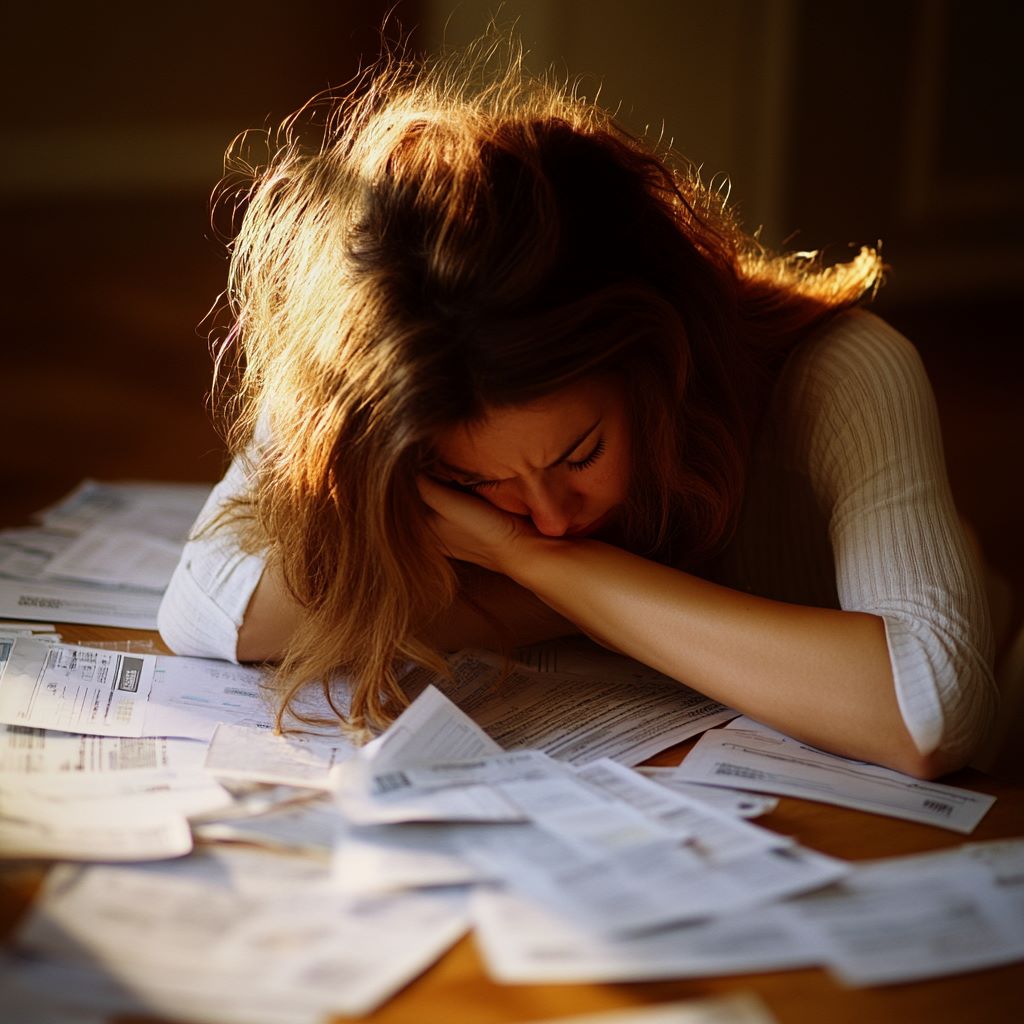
[773,309,932,422]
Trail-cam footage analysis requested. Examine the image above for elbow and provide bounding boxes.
[893,747,963,781]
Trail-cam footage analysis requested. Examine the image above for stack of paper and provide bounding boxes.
[0,479,210,629]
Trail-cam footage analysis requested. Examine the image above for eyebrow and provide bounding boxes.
[438,417,602,483]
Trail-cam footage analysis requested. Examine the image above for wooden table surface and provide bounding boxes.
[2,623,1023,1024]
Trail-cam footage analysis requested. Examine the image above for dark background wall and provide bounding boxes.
[2,1,1021,618]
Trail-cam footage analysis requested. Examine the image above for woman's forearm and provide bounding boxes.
[503,537,941,777]
[237,561,577,663]
[428,569,578,652]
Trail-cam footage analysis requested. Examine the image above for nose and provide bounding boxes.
[523,480,580,538]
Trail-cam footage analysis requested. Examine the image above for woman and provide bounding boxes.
[158,47,996,778]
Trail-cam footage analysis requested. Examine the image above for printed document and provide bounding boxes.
[784,850,1024,985]
[637,766,779,818]
[472,885,819,984]
[0,639,155,736]
[403,650,736,765]
[16,850,469,1023]
[0,725,207,774]
[204,722,356,789]
[35,479,210,542]
[0,640,334,742]
[0,789,192,861]
[0,576,163,629]
[41,525,182,591]
[676,727,995,833]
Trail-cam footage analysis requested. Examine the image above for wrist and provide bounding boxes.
[499,533,587,587]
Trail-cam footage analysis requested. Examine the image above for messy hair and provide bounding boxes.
[212,37,883,735]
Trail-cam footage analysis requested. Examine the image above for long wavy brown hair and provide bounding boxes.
[211,39,883,735]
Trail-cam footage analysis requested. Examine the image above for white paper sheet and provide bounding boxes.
[337,780,525,825]
[36,479,211,543]
[463,820,845,937]
[784,851,1024,985]
[0,641,349,742]
[0,639,156,736]
[575,760,790,864]
[143,655,279,740]
[472,885,819,984]
[359,682,504,773]
[204,722,356,789]
[194,794,347,855]
[41,525,183,590]
[403,650,737,766]
[676,728,996,833]
[0,724,207,773]
[0,790,192,861]
[16,852,469,1022]
[369,748,567,794]
[7,768,231,819]
[636,767,779,818]
[963,837,1024,935]
[332,822,494,894]
[0,576,163,628]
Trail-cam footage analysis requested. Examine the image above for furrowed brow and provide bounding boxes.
[437,418,601,483]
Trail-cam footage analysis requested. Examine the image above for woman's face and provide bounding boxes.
[433,376,631,538]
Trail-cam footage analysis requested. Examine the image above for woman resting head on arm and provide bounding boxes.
[170,41,995,775]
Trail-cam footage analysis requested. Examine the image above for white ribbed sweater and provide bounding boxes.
[158,311,997,761]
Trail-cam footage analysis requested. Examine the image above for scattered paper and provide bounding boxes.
[332,822,493,895]
[637,767,779,818]
[0,639,156,736]
[403,650,736,766]
[194,794,348,855]
[473,885,818,984]
[576,760,790,864]
[676,728,995,833]
[0,790,192,861]
[0,640,345,742]
[35,479,210,543]
[784,850,1024,985]
[205,722,356,789]
[41,525,183,591]
[0,576,163,629]
[15,850,469,1022]
[0,724,207,774]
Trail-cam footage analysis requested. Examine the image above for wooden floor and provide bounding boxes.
[3,195,1022,608]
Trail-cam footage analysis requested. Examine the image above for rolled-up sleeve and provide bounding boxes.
[157,454,267,662]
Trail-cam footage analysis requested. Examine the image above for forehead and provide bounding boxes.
[434,376,622,472]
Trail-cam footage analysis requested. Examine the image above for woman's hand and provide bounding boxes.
[417,475,541,574]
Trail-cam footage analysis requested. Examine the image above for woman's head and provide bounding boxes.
[216,41,883,732]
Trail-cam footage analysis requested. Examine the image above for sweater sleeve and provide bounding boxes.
[157,451,267,662]
[786,311,997,763]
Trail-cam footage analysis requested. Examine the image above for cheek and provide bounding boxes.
[594,451,631,502]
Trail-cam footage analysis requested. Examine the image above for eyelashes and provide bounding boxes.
[458,435,607,492]
[567,437,606,472]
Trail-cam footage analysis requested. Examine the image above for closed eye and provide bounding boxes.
[566,437,606,472]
